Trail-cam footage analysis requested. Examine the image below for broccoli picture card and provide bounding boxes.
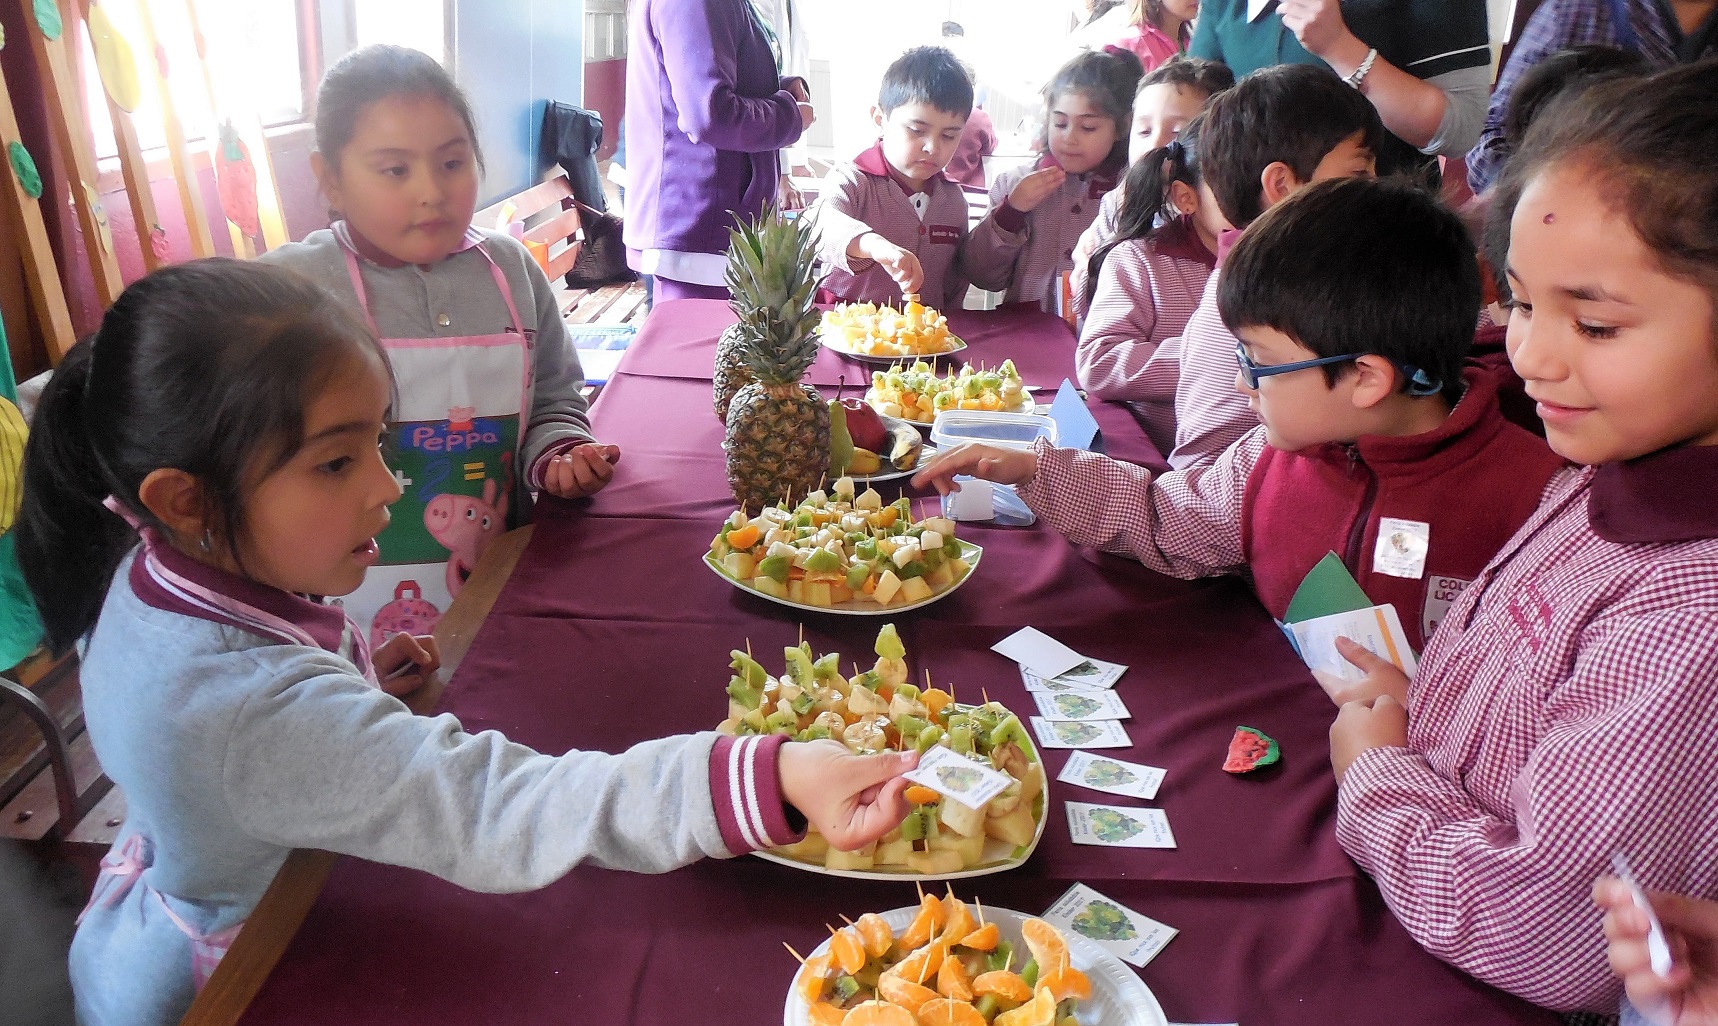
[1029,717,1131,750]
[1057,751,1164,801]
[902,743,1014,810]
[1033,689,1130,722]
[1065,802,1176,848]
[1043,883,1178,968]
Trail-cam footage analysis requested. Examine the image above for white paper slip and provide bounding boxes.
[1613,852,1675,976]
[1029,716,1132,750]
[1287,603,1419,681]
[1021,670,1106,695]
[1043,883,1178,968]
[1057,751,1165,801]
[1051,657,1128,690]
[1034,690,1130,722]
[1066,802,1175,848]
[902,744,1016,810]
[992,627,1086,680]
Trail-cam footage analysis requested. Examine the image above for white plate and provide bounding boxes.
[705,540,983,618]
[875,399,1045,432]
[783,904,1169,1026]
[820,332,968,365]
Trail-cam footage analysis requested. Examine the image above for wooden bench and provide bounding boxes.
[0,648,122,855]
[474,173,647,329]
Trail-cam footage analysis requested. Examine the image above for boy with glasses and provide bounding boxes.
[914,177,1564,652]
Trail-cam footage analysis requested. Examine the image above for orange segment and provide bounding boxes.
[876,973,940,1016]
[921,688,953,723]
[993,985,1058,1026]
[797,952,835,1004]
[830,926,868,975]
[1021,918,1071,977]
[971,969,1032,1003]
[935,951,973,1001]
[725,524,760,549]
[885,938,950,986]
[956,923,999,951]
[905,785,942,805]
[855,912,894,960]
[810,1003,849,1026]
[938,896,974,944]
[915,999,988,1026]
[898,893,945,951]
[1039,966,1092,1003]
[842,1000,917,1026]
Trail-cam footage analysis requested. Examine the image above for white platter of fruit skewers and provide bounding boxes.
[718,625,1047,881]
[706,478,981,615]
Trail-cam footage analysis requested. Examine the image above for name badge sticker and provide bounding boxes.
[1374,517,1430,580]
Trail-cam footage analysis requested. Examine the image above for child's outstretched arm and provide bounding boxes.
[222,652,912,889]
[917,431,1257,581]
[1334,605,1718,1011]
[1595,877,1718,1026]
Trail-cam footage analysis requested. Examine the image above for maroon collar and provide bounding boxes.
[852,142,949,196]
[1153,215,1217,269]
[1589,444,1718,543]
[129,530,366,668]
[334,220,483,270]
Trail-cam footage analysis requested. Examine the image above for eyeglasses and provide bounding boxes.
[1233,342,1361,390]
[1233,342,1443,396]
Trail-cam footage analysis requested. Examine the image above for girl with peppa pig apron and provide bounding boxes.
[264,45,620,646]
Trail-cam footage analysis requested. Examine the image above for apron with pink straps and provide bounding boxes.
[333,223,533,648]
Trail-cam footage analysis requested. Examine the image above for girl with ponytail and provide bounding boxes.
[1074,114,1227,452]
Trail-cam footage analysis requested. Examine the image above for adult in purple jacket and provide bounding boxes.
[624,0,815,301]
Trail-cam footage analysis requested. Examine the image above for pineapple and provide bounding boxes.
[713,206,821,421]
[722,209,829,510]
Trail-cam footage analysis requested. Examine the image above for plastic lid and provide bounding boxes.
[930,410,1058,451]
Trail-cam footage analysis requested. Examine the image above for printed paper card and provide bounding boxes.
[1020,670,1105,695]
[1029,716,1132,750]
[992,627,1085,680]
[1056,751,1164,800]
[1287,603,1419,681]
[1043,883,1178,968]
[1033,689,1130,722]
[902,744,1014,810]
[1065,802,1176,848]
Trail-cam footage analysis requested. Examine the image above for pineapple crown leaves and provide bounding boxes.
[724,205,824,316]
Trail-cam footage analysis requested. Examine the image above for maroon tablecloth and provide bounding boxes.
[238,302,1554,1026]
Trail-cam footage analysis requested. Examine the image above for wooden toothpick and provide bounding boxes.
[783,941,808,965]
[975,895,987,927]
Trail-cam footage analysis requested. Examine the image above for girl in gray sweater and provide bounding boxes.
[16,260,917,1026]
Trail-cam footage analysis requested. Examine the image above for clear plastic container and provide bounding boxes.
[930,410,1058,451]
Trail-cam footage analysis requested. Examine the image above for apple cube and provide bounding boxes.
[804,582,833,608]
[753,575,788,599]
[906,849,965,875]
[873,569,903,605]
[925,564,954,589]
[985,804,1037,849]
[929,830,987,867]
[825,842,877,872]
[777,832,830,863]
[938,795,987,838]
[875,838,914,866]
[787,580,806,603]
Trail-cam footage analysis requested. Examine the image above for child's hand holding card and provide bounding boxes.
[902,744,1014,810]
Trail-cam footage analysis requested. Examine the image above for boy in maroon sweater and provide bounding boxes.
[915,177,1565,652]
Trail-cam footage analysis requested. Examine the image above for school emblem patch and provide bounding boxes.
[1423,575,1471,639]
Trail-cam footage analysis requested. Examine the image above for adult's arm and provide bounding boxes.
[1278,0,1492,154]
[652,0,804,153]
[1465,0,1583,193]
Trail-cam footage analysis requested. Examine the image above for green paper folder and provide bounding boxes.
[1284,552,1373,624]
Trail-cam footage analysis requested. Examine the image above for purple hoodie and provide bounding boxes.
[623,0,805,263]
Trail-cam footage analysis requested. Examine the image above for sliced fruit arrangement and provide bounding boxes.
[790,890,1090,1026]
[822,295,963,358]
[709,480,974,609]
[717,626,1044,874]
[867,360,1029,424]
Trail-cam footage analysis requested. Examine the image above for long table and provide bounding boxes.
[222,301,1553,1026]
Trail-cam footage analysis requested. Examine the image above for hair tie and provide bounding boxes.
[1101,44,1128,58]
[102,494,144,531]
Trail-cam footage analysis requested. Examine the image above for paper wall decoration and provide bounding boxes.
[32,0,61,40]
[215,121,261,239]
[7,141,42,198]
[88,4,143,113]
[149,224,170,261]
[83,183,114,253]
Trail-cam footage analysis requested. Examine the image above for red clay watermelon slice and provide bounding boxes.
[1224,726,1279,773]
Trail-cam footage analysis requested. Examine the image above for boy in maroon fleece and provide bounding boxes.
[914,177,1565,652]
